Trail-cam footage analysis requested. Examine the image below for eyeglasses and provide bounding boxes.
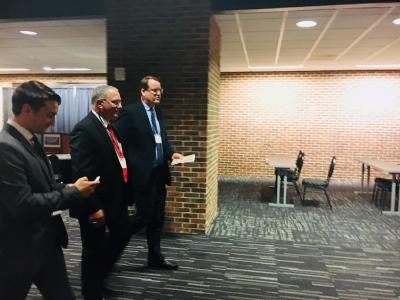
[147,88,163,95]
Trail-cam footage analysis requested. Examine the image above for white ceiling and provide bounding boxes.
[0,2,399,74]
[216,2,400,72]
[0,19,106,74]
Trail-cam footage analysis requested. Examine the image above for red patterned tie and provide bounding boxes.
[107,126,128,183]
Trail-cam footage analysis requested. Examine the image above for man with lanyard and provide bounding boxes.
[70,85,131,299]
[114,76,183,270]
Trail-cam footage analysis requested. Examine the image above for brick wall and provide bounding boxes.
[106,0,219,233]
[205,17,220,233]
[219,71,400,181]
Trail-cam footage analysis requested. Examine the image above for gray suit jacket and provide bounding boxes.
[0,124,81,273]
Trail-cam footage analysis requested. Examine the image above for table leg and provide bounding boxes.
[276,174,281,205]
[356,163,372,195]
[283,175,287,205]
[361,163,365,193]
[383,174,400,216]
[390,179,395,212]
[269,169,294,208]
[398,175,400,213]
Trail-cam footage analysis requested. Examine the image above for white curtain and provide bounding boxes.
[50,87,93,133]
[1,87,14,128]
[1,86,93,133]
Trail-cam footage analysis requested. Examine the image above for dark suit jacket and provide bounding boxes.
[113,100,174,191]
[69,112,128,222]
[0,124,81,273]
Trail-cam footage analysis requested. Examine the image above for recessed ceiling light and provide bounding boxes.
[19,30,38,36]
[43,66,91,72]
[393,18,400,25]
[296,20,317,28]
[0,68,30,72]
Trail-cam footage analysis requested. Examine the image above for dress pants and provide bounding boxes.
[130,165,167,261]
[79,212,131,300]
[0,246,75,300]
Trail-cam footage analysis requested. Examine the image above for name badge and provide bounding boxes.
[119,157,127,169]
[154,134,162,144]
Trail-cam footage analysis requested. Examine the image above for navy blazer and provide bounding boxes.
[113,100,174,191]
[69,112,129,221]
[0,124,81,273]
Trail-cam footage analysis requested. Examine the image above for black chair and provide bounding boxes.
[47,153,63,183]
[280,151,305,202]
[302,156,336,209]
[372,177,396,210]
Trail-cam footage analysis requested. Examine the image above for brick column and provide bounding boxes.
[106,0,220,234]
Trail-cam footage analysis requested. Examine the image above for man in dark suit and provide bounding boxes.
[70,85,132,299]
[0,80,98,300]
[114,76,183,270]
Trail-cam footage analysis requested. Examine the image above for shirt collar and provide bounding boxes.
[7,119,34,143]
[141,100,154,112]
[91,110,109,128]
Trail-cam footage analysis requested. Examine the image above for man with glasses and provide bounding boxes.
[70,85,131,299]
[114,76,182,270]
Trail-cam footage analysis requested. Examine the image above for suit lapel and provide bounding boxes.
[88,112,120,163]
[5,124,54,185]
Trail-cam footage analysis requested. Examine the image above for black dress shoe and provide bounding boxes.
[148,258,178,270]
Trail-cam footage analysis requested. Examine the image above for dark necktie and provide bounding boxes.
[30,135,54,183]
[30,135,67,246]
[31,135,50,164]
[107,125,128,183]
[149,108,164,166]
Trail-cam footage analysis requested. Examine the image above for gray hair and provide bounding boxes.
[91,85,118,104]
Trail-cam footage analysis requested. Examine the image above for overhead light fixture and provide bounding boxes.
[393,18,400,25]
[356,64,400,68]
[296,20,317,28]
[19,30,38,36]
[43,66,91,72]
[0,68,30,72]
[249,65,303,69]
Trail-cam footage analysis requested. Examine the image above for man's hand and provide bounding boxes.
[171,153,183,160]
[73,176,99,199]
[88,209,105,227]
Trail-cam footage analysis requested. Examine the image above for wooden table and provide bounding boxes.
[357,158,400,216]
[266,155,296,208]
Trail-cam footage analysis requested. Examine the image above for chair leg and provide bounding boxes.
[380,190,389,210]
[323,189,332,210]
[302,186,307,202]
[293,182,302,202]
[371,183,377,203]
[375,187,381,207]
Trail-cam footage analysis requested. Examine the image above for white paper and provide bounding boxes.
[171,154,195,166]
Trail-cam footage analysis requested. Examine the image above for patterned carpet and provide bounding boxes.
[27,178,400,299]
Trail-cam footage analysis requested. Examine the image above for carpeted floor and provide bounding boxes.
[27,178,400,299]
